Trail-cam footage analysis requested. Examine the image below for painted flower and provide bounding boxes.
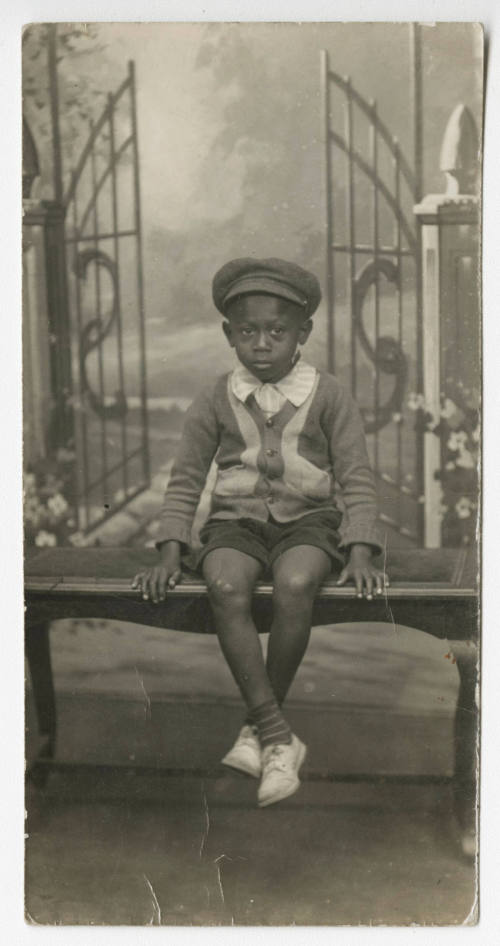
[440,398,457,419]
[437,502,449,520]
[455,448,475,470]
[35,530,57,547]
[69,531,86,547]
[47,493,69,517]
[447,431,468,452]
[407,392,426,412]
[25,495,47,526]
[455,497,473,520]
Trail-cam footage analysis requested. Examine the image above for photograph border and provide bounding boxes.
[3,1,499,943]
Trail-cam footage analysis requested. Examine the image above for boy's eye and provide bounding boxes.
[241,327,254,337]
[271,327,285,337]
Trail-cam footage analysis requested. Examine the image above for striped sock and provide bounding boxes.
[245,701,281,728]
[248,698,292,748]
[245,707,258,728]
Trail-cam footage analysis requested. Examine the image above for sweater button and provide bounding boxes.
[265,418,274,427]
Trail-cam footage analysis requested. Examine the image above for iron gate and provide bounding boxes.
[321,51,424,546]
[63,61,149,533]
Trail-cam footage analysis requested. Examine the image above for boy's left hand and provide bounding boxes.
[336,543,389,600]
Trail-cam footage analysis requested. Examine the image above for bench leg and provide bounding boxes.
[450,640,479,858]
[25,621,56,780]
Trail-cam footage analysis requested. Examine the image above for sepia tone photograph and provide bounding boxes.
[23,19,482,927]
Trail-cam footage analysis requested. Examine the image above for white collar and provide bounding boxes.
[231,358,317,408]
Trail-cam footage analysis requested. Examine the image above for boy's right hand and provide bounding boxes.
[131,541,182,603]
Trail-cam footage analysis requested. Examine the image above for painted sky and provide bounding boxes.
[24,22,483,347]
[87,23,482,331]
[96,23,482,224]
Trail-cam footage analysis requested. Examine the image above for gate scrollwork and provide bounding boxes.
[74,248,128,420]
[353,258,407,434]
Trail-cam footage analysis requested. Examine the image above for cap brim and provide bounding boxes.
[223,276,307,310]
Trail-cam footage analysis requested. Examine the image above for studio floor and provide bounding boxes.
[25,620,477,926]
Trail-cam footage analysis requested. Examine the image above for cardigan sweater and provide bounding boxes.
[156,367,383,554]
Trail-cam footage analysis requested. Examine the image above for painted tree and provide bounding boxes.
[22,24,110,198]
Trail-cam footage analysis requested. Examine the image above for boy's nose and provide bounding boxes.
[254,331,271,350]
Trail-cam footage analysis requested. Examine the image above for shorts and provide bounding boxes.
[197,508,345,576]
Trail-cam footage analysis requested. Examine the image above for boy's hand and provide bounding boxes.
[336,543,389,601]
[131,541,182,603]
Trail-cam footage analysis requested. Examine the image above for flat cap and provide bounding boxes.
[212,257,322,318]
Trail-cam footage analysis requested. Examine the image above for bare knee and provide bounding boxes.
[274,570,319,601]
[206,576,252,612]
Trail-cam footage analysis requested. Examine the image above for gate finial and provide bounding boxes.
[439,104,480,196]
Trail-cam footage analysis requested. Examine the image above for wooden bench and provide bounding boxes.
[25,545,479,847]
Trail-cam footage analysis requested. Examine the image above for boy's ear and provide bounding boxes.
[299,318,313,344]
[222,320,235,347]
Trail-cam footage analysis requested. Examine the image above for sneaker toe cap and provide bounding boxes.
[221,748,261,778]
[258,776,300,806]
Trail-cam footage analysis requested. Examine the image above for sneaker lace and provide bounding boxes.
[263,744,289,773]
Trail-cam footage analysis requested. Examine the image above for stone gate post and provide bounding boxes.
[22,116,74,463]
[23,201,53,465]
[414,104,480,547]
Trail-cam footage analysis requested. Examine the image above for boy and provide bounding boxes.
[132,258,387,807]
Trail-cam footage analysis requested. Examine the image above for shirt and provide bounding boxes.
[231,358,317,417]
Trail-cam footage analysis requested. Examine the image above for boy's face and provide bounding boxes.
[222,294,312,383]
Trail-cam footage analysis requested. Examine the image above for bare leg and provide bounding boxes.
[267,545,332,706]
[203,548,275,711]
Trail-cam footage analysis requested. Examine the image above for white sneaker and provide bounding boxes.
[257,734,307,807]
[221,725,262,778]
